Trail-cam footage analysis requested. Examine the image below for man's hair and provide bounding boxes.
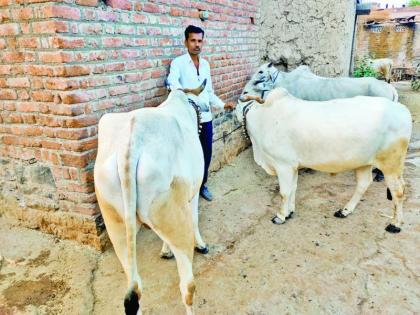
[184,25,204,40]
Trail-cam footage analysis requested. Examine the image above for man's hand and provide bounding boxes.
[224,102,236,111]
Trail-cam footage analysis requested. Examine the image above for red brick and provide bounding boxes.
[109,85,129,96]
[0,89,17,100]
[79,23,102,34]
[102,37,123,48]
[64,182,95,193]
[18,90,30,100]
[0,0,11,7]
[51,37,86,49]
[10,125,43,136]
[151,69,166,79]
[55,128,89,140]
[40,140,63,150]
[26,65,54,77]
[97,10,118,22]
[132,13,148,23]
[31,91,55,102]
[76,0,98,6]
[38,115,63,127]
[7,77,30,88]
[115,25,135,35]
[170,7,183,16]
[63,138,98,152]
[22,113,38,124]
[48,104,84,116]
[11,8,33,20]
[15,102,39,112]
[41,150,61,165]
[2,135,40,147]
[2,52,25,63]
[105,62,125,72]
[32,21,69,34]
[60,152,91,167]
[39,52,73,63]
[43,5,81,20]
[74,203,99,215]
[58,65,91,77]
[106,0,131,10]
[45,78,80,90]
[17,37,41,48]
[0,65,11,75]
[143,3,160,13]
[60,91,92,104]
[63,115,99,128]
[0,23,20,36]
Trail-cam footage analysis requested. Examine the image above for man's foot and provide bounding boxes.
[200,186,213,201]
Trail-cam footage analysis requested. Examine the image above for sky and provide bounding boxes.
[361,0,409,8]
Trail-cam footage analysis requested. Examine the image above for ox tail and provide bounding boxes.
[118,117,141,315]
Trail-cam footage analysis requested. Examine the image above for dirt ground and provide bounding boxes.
[0,84,419,315]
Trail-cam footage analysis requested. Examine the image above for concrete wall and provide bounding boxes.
[259,0,356,76]
[0,0,259,249]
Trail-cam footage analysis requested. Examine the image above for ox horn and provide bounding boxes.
[181,79,207,96]
[239,95,265,104]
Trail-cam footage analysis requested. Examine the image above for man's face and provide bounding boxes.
[185,32,203,56]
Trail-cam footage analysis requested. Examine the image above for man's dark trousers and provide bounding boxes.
[199,121,213,189]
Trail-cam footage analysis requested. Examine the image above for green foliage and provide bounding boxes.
[353,56,378,78]
[408,0,420,7]
[411,79,420,91]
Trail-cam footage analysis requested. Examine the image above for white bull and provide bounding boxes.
[243,63,398,102]
[237,88,412,233]
[369,58,393,83]
[94,81,209,315]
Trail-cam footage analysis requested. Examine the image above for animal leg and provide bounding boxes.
[334,165,372,218]
[272,166,296,225]
[384,174,405,233]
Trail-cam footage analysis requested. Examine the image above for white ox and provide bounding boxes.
[243,63,398,102]
[94,81,209,315]
[237,88,412,233]
[369,58,393,83]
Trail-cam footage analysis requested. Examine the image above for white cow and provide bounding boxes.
[243,63,398,102]
[94,81,209,315]
[369,58,393,83]
[237,88,412,233]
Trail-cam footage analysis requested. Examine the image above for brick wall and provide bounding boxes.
[0,0,260,249]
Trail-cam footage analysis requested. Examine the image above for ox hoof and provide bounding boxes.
[195,245,209,255]
[385,224,401,233]
[286,212,294,220]
[124,290,140,315]
[160,251,174,260]
[271,216,286,225]
[334,209,348,218]
[373,169,384,182]
[387,188,393,201]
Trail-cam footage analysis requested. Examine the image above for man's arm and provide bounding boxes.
[166,59,182,91]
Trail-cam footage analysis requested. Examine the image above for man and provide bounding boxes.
[167,25,235,201]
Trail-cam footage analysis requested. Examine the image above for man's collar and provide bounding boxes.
[186,53,200,64]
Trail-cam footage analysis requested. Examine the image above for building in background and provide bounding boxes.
[353,4,420,79]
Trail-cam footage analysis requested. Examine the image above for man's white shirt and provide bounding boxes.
[167,53,225,122]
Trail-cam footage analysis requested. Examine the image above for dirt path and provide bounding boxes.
[1,85,419,315]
